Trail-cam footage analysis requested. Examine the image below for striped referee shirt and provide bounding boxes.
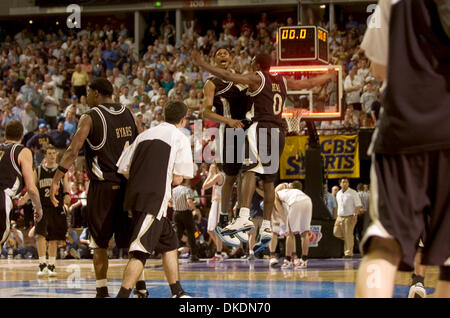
[116,122,194,220]
[171,185,195,211]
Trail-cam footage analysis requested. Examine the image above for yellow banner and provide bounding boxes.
[280,135,360,179]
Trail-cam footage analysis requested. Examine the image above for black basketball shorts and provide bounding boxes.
[35,205,68,241]
[361,150,450,271]
[241,121,285,182]
[219,120,251,176]
[128,211,178,255]
[86,181,132,249]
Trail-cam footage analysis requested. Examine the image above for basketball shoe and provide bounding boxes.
[133,289,149,298]
[221,213,254,236]
[37,263,48,277]
[235,231,249,244]
[408,282,426,298]
[214,226,241,247]
[47,264,57,277]
[253,223,272,253]
[294,259,308,269]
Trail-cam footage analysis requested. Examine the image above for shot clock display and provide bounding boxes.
[278,26,329,64]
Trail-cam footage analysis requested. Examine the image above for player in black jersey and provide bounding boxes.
[201,48,250,246]
[0,121,42,246]
[22,145,70,277]
[193,50,335,252]
[49,78,146,298]
[356,0,450,298]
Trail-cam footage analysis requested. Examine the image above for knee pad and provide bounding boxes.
[439,266,450,282]
[130,251,148,266]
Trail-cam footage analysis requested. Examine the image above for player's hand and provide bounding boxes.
[34,207,43,223]
[227,118,244,129]
[50,181,60,208]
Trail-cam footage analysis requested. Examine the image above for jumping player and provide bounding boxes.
[193,50,335,252]
[50,78,143,298]
[0,121,43,247]
[201,47,249,240]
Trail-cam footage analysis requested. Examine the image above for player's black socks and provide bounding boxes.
[96,286,110,298]
[170,281,185,297]
[116,286,132,298]
[411,274,424,285]
[301,255,308,261]
[136,280,147,291]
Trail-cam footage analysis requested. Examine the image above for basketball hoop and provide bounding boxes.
[283,108,306,135]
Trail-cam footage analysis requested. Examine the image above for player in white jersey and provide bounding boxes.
[274,181,312,269]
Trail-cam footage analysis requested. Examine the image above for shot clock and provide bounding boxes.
[277,26,329,64]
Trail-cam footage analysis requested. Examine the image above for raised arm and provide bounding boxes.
[51,114,92,207]
[202,172,223,191]
[201,80,243,128]
[286,69,336,91]
[192,50,261,92]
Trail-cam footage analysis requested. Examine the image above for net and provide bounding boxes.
[283,108,306,135]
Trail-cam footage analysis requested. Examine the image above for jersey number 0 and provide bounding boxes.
[273,93,283,115]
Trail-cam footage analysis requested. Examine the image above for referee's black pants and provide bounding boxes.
[173,210,199,257]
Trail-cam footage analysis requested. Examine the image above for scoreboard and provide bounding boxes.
[277,26,329,64]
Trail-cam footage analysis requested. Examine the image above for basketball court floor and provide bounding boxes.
[0,258,439,298]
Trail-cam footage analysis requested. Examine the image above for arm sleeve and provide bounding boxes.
[361,0,391,66]
[173,135,194,179]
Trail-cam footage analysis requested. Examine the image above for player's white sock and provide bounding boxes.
[239,208,250,218]
[39,256,46,264]
[139,271,145,281]
[48,257,56,265]
[249,250,255,255]
[96,279,107,288]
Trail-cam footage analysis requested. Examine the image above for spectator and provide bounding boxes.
[184,88,200,117]
[49,120,71,159]
[150,106,164,128]
[42,86,60,129]
[26,123,55,166]
[19,77,34,103]
[71,64,89,99]
[355,183,369,249]
[102,41,117,71]
[78,227,93,259]
[360,80,378,119]
[1,221,26,259]
[1,105,19,130]
[64,110,78,137]
[222,13,237,37]
[344,67,363,118]
[333,178,362,258]
[324,183,337,219]
[19,102,38,136]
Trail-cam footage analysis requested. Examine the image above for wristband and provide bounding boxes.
[63,192,70,196]
[57,165,68,174]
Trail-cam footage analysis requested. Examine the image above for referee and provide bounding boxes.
[172,179,200,262]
